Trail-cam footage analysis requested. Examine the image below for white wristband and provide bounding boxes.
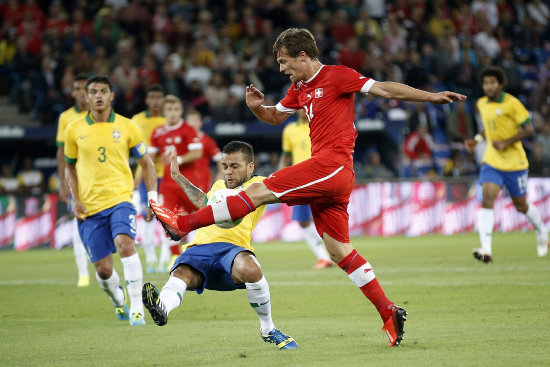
[474,134,483,143]
[177,156,183,165]
[147,191,158,202]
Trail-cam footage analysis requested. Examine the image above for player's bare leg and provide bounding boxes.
[114,234,145,325]
[474,182,501,263]
[232,252,297,350]
[323,233,407,346]
[511,195,549,257]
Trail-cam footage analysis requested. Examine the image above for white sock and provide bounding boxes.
[141,219,158,264]
[159,235,172,266]
[72,219,89,277]
[302,222,331,261]
[246,276,275,335]
[96,270,125,307]
[121,253,144,315]
[160,276,187,315]
[478,208,494,254]
[525,204,547,235]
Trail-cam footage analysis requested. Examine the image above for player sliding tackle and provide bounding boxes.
[143,142,297,350]
[150,27,466,346]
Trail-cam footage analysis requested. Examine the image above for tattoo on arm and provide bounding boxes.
[173,175,206,209]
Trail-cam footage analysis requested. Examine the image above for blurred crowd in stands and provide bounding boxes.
[0,0,549,190]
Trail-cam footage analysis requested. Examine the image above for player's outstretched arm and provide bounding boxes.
[169,152,206,209]
[246,84,291,125]
[369,81,467,104]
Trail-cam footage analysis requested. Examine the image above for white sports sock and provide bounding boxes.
[302,222,331,261]
[525,204,547,235]
[246,276,275,335]
[96,270,125,307]
[159,276,187,315]
[121,253,144,315]
[478,208,494,254]
[141,219,158,264]
[72,219,89,277]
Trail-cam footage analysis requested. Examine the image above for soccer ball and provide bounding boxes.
[207,188,243,229]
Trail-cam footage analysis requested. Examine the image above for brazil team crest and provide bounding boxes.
[113,129,121,140]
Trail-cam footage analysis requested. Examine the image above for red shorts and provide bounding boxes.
[264,156,355,243]
[159,180,198,215]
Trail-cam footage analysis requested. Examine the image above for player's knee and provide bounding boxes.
[232,254,262,283]
[514,202,528,213]
[95,266,112,280]
[114,234,136,256]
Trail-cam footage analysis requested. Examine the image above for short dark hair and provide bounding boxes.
[147,83,164,94]
[86,75,112,92]
[273,28,319,59]
[223,141,254,163]
[480,66,506,86]
[74,74,88,82]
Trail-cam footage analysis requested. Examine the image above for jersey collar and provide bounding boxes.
[73,105,81,113]
[487,91,505,104]
[304,64,324,84]
[85,109,116,125]
[165,119,184,131]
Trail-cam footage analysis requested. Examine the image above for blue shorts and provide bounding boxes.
[78,202,137,263]
[479,163,528,198]
[170,242,251,294]
[291,204,312,222]
[139,178,162,214]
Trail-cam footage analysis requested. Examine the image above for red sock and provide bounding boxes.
[338,249,393,321]
[169,244,181,255]
[176,192,256,233]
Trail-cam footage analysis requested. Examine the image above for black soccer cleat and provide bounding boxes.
[142,282,168,326]
[473,248,493,264]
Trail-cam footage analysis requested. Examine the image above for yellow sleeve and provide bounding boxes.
[281,125,292,154]
[207,180,225,199]
[64,123,77,163]
[56,112,67,146]
[511,97,530,126]
[128,120,144,148]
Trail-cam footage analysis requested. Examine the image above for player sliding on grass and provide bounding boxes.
[150,27,466,346]
[465,66,549,263]
[143,141,297,350]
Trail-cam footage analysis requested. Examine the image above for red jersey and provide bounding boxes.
[195,132,221,192]
[276,65,374,169]
[150,120,203,185]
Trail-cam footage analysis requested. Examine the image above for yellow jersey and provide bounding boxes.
[184,176,266,252]
[64,110,147,217]
[132,110,165,177]
[282,120,311,164]
[477,92,531,171]
[56,105,87,146]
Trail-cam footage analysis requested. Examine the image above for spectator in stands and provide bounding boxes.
[443,149,477,177]
[447,101,475,142]
[17,156,43,195]
[0,164,20,194]
[536,121,550,165]
[255,152,280,178]
[363,150,395,180]
[528,143,548,177]
[404,121,435,177]
[338,37,367,73]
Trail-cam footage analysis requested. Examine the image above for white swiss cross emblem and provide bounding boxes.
[175,136,182,144]
[314,88,323,98]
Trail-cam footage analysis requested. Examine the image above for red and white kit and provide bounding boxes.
[150,120,203,214]
[195,132,221,193]
[265,65,375,243]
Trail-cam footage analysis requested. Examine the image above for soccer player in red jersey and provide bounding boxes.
[185,110,223,193]
[150,28,466,346]
[149,95,203,270]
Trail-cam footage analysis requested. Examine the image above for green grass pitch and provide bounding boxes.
[1,232,549,367]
